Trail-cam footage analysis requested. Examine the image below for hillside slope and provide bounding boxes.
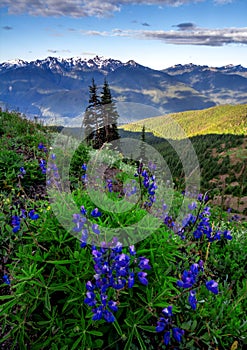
[122,104,247,139]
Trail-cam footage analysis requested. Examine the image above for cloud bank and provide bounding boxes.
[0,0,234,18]
[81,27,247,46]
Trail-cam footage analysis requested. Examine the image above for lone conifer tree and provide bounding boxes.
[83,78,120,148]
[101,79,120,143]
[140,124,146,161]
[83,78,102,147]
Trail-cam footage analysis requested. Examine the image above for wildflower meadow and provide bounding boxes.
[0,110,247,350]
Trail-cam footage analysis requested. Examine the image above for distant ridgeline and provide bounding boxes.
[1,57,247,123]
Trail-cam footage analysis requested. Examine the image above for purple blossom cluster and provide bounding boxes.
[39,159,46,174]
[135,162,157,207]
[81,163,88,183]
[72,206,102,247]
[177,261,204,289]
[105,179,113,192]
[38,142,48,152]
[84,240,151,322]
[156,306,184,345]
[37,142,50,174]
[177,261,219,310]
[176,202,232,242]
[197,193,209,203]
[192,206,232,241]
[11,209,39,233]
[46,155,61,189]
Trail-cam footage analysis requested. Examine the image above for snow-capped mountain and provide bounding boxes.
[0,56,143,74]
[163,63,247,76]
[162,63,247,106]
[0,56,246,125]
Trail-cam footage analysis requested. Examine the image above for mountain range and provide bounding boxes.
[0,56,247,126]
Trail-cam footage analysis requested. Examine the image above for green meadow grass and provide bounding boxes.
[0,110,246,350]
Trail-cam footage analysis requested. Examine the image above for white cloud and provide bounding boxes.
[81,27,247,46]
[214,0,234,4]
[0,0,207,17]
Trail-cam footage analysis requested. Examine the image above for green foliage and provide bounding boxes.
[122,104,247,138]
[0,110,247,350]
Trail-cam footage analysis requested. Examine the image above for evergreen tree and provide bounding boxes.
[83,78,120,149]
[83,78,102,147]
[141,124,146,143]
[101,79,120,143]
[140,124,146,161]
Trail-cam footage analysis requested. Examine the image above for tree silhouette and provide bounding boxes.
[101,79,120,143]
[83,78,102,147]
[83,78,120,148]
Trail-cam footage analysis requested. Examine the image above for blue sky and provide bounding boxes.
[0,0,247,69]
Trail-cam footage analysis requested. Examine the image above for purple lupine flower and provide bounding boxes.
[156,305,184,346]
[108,300,118,312]
[129,245,136,256]
[82,228,89,244]
[164,331,171,345]
[28,209,39,220]
[190,263,199,276]
[103,309,115,323]
[156,318,166,332]
[3,274,10,285]
[80,206,87,215]
[198,193,209,203]
[19,167,26,176]
[112,278,126,290]
[86,281,94,291]
[11,215,21,233]
[92,306,103,321]
[182,213,196,227]
[81,174,88,182]
[72,214,87,232]
[199,260,204,271]
[92,223,100,235]
[105,179,113,193]
[148,182,157,196]
[91,208,102,218]
[177,270,195,289]
[223,230,232,240]
[20,209,26,219]
[213,231,222,240]
[162,306,173,318]
[84,237,151,323]
[38,142,44,150]
[188,202,197,210]
[138,257,151,270]
[172,327,184,343]
[164,215,175,229]
[82,163,87,171]
[128,272,135,288]
[177,262,203,289]
[137,271,148,286]
[84,291,96,306]
[206,280,219,295]
[39,158,46,174]
[188,290,197,310]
